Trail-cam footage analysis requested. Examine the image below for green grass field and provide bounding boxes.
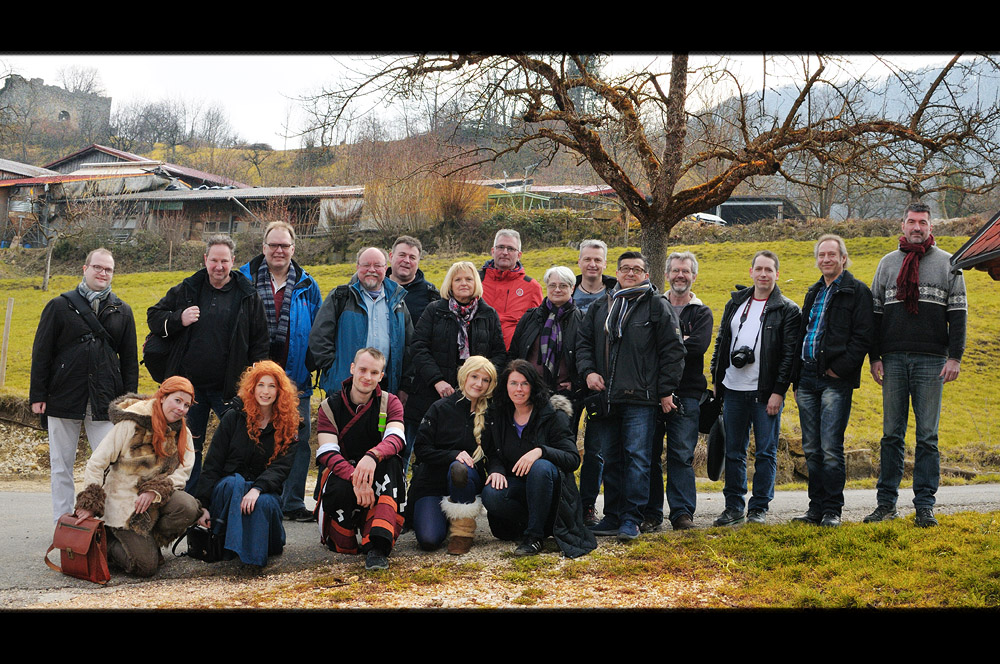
[4,236,998,467]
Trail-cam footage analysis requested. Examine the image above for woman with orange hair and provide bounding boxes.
[74,376,200,577]
[192,360,298,568]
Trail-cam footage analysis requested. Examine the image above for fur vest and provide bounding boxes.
[75,394,194,542]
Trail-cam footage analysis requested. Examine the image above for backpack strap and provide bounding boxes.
[61,290,113,345]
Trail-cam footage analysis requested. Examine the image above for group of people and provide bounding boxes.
[30,202,966,578]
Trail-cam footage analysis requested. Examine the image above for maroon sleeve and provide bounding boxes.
[369,393,405,460]
[315,405,355,481]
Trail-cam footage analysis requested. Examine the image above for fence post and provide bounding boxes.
[0,297,12,388]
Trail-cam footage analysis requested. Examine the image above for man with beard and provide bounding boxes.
[643,251,713,531]
[864,203,966,528]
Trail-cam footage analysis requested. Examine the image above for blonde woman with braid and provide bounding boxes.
[410,356,497,555]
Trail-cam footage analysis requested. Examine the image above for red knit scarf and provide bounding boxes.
[896,234,935,314]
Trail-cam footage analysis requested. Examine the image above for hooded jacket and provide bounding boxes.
[30,290,138,421]
[479,260,543,348]
[147,269,269,400]
[239,256,321,395]
[711,284,802,402]
[75,394,194,537]
[309,276,413,395]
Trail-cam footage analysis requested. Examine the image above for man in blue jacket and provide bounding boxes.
[239,221,321,522]
[310,247,413,399]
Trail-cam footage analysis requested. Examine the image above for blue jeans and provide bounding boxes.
[401,420,419,477]
[722,390,782,513]
[482,459,559,540]
[413,461,483,550]
[185,388,230,492]
[877,352,945,509]
[578,416,604,508]
[795,363,853,516]
[280,395,313,513]
[588,403,657,526]
[646,398,701,524]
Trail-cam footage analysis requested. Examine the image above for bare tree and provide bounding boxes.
[57,66,105,96]
[303,53,1000,288]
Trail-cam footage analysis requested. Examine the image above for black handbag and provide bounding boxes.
[698,391,722,434]
[142,332,172,384]
[172,524,225,562]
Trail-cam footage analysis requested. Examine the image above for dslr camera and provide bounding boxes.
[730,346,755,369]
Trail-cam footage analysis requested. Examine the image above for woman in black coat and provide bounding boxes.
[410,355,497,555]
[509,265,583,433]
[482,359,597,559]
[404,261,507,467]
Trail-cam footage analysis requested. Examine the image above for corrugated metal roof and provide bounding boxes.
[528,184,616,195]
[0,173,143,188]
[92,185,364,202]
[0,159,59,179]
[43,144,251,188]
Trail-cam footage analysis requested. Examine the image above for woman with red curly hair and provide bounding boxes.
[192,360,299,567]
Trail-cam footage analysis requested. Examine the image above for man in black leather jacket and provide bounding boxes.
[710,250,801,526]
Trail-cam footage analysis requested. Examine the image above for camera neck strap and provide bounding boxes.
[731,296,767,357]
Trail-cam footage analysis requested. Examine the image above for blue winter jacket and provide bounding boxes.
[309,276,413,396]
[240,256,322,396]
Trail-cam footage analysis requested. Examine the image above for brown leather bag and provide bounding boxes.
[44,514,111,584]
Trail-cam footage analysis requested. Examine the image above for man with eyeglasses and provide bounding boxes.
[577,251,686,542]
[31,248,139,522]
[310,246,413,400]
[238,221,322,522]
[148,235,269,491]
[479,229,542,349]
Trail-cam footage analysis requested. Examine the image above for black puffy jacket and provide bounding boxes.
[30,291,138,421]
[711,285,802,402]
[407,298,507,422]
[508,302,583,395]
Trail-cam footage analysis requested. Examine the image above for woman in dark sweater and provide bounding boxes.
[410,355,497,555]
[193,360,298,567]
[482,360,597,558]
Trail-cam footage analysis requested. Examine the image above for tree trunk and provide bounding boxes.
[640,220,670,292]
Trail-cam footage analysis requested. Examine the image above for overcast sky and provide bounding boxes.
[0,53,962,148]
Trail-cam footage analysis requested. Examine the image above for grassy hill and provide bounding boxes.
[4,236,997,469]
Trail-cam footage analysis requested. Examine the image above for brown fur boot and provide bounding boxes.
[441,497,481,555]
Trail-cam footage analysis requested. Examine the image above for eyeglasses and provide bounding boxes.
[494,244,519,253]
[88,265,114,274]
[358,263,386,270]
[265,243,293,251]
[618,266,647,275]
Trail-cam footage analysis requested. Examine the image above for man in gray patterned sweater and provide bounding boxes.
[864,202,967,528]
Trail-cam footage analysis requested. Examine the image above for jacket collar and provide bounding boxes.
[244,255,311,289]
[184,267,255,296]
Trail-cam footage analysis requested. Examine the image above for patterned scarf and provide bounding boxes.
[256,259,296,356]
[896,234,934,315]
[539,297,576,378]
[77,280,111,313]
[448,296,479,361]
[604,281,652,341]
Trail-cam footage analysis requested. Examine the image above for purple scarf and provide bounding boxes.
[538,298,576,378]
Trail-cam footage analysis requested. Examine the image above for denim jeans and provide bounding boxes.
[588,403,657,526]
[645,397,700,524]
[280,395,314,513]
[482,458,559,540]
[876,352,946,509]
[795,363,853,516]
[185,388,230,492]
[413,461,483,549]
[578,417,604,508]
[722,390,781,513]
[401,419,419,477]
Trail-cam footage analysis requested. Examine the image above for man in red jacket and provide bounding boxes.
[479,229,542,348]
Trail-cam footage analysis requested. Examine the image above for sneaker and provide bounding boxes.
[283,507,313,522]
[714,508,745,527]
[791,510,822,525]
[589,517,620,536]
[583,504,599,528]
[671,514,695,530]
[746,509,767,524]
[863,504,899,523]
[365,550,389,571]
[640,518,663,533]
[914,508,939,528]
[820,513,841,528]
[617,520,640,541]
[514,537,543,557]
